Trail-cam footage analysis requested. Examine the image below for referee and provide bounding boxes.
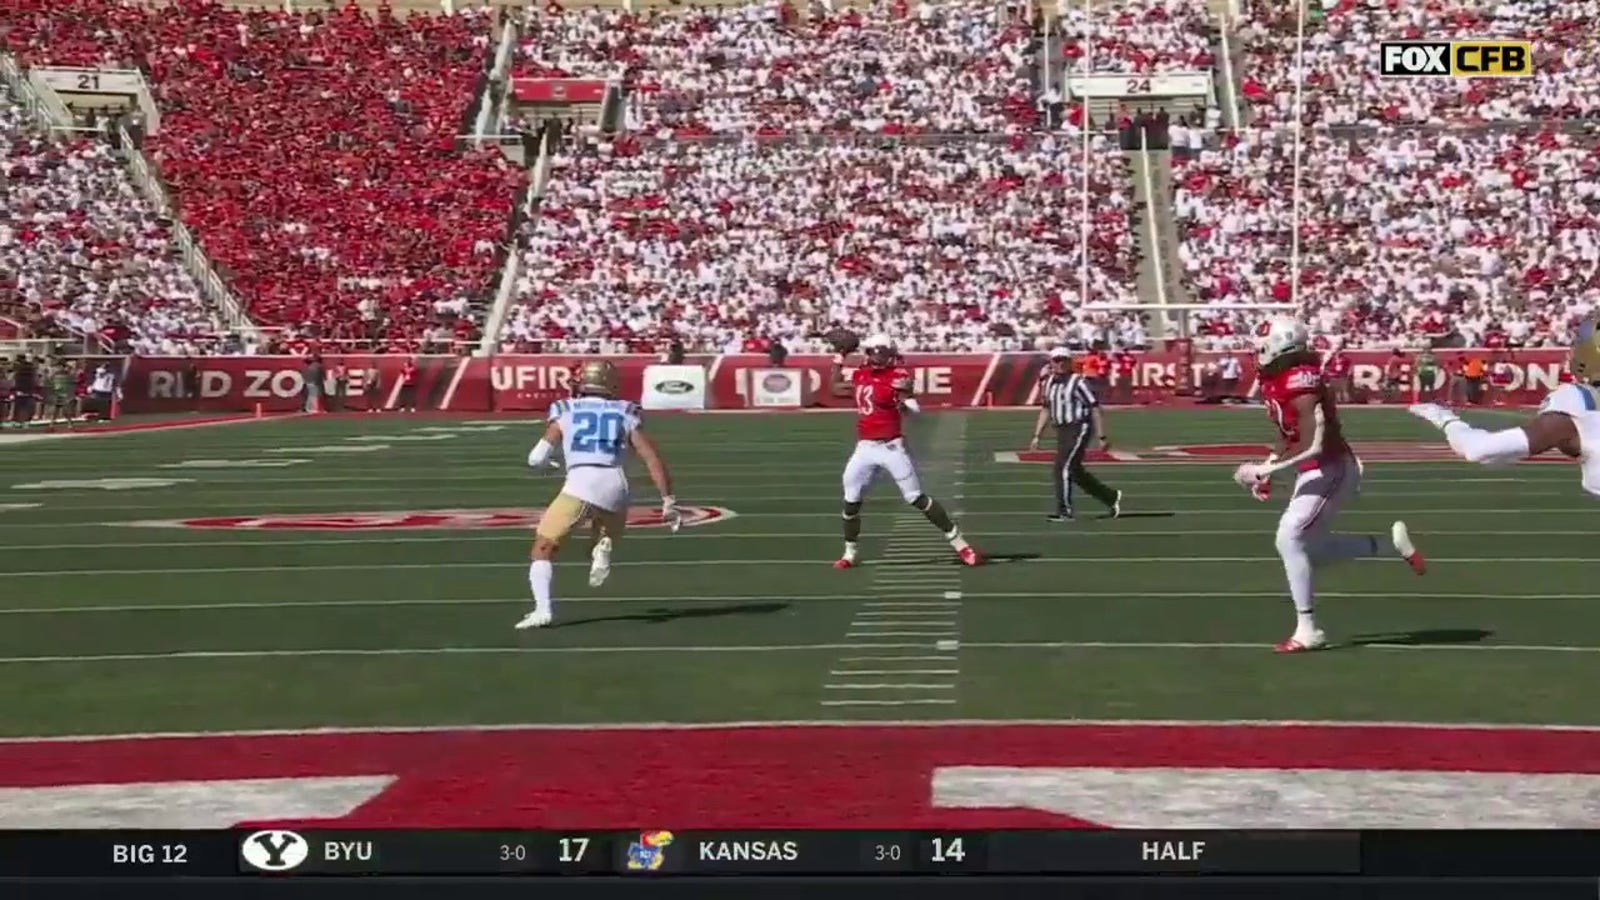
[1030,348,1122,521]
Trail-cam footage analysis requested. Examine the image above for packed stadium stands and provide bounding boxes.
[7,0,524,350]
[4,0,1599,356]
[503,133,1138,353]
[0,93,216,355]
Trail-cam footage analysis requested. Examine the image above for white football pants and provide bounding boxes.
[842,438,923,503]
[1274,453,1390,613]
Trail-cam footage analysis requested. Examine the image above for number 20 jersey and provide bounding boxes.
[548,396,642,511]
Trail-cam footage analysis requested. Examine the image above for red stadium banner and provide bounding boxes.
[511,78,608,104]
[116,350,1570,414]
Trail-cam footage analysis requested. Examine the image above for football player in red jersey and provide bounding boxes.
[1233,318,1426,653]
[828,334,982,569]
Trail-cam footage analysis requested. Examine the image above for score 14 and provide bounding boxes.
[930,836,965,863]
[920,834,980,871]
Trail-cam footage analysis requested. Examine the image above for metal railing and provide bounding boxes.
[117,125,260,342]
[0,53,72,131]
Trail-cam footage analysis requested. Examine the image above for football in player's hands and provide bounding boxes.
[828,329,860,356]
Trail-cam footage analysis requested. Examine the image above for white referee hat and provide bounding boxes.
[1048,346,1074,360]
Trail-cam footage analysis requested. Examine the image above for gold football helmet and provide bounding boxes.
[576,360,620,397]
[1571,318,1600,385]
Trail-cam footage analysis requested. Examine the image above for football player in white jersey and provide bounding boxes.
[1410,318,1600,493]
[515,360,678,630]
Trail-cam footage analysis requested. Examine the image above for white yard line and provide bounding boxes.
[6,638,1600,668]
[6,555,1597,579]
[0,589,1575,618]
[13,714,1600,744]
[821,414,969,711]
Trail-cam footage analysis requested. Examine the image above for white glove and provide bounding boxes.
[1408,403,1460,430]
[661,495,681,533]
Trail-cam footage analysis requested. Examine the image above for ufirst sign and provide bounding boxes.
[116,351,1571,414]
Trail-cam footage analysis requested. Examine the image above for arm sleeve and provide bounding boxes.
[1442,420,1531,466]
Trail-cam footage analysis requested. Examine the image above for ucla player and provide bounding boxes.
[1410,318,1600,494]
[516,360,678,630]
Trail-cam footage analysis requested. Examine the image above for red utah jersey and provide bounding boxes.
[1260,364,1349,471]
[851,365,912,440]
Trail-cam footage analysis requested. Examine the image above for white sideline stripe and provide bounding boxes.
[829,670,959,676]
[12,715,1600,744]
[5,638,1600,668]
[9,556,1596,578]
[11,508,1599,523]
[846,631,957,638]
[819,699,958,707]
[1,590,1574,617]
[12,522,1600,550]
[823,683,956,690]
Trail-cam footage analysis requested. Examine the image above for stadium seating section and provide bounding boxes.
[3,0,1597,354]
[7,0,524,351]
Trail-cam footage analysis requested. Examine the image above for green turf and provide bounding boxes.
[1,407,1596,737]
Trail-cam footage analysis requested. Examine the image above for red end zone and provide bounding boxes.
[996,443,1577,465]
[3,722,1599,829]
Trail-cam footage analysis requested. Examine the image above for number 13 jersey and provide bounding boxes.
[548,396,642,511]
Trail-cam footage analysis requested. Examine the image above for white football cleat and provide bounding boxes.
[588,538,613,588]
[514,609,553,630]
[1274,629,1327,654]
[1391,520,1427,575]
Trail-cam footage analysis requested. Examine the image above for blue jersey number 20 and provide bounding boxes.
[571,410,626,454]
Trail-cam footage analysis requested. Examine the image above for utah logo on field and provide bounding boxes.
[120,505,737,531]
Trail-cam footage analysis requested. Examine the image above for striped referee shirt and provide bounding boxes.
[1044,373,1098,426]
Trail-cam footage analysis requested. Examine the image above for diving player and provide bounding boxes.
[1410,317,1600,495]
[516,360,678,630]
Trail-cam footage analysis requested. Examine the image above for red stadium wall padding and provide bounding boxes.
[116,350,1570,414]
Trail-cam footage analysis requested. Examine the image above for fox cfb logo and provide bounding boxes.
[240,830,310,872]
[1379,40,1533,77]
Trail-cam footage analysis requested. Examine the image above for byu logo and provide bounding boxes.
[241,830,310,872]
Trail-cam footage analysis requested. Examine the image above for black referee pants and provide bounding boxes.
[1052,422,1118,513]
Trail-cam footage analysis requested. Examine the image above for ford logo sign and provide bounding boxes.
[761,373,793,393]
[656,380,694,395]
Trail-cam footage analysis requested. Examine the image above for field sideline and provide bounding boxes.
[1,406,1595,828]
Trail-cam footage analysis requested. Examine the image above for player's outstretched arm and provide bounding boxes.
[629,428,675,501]
[1410,403,1575,464]
[527,421,563,468]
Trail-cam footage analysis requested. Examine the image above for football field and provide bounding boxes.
[3,407,1599,829]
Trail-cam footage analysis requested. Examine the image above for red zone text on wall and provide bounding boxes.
[109,351,1572,414]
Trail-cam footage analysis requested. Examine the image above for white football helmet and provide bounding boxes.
[1256,316,1309,366]
[861,333,895,352]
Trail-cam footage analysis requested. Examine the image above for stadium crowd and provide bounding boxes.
[502,133,1140,354]
[6,0,523,352]
[4,0,1600,357]
[0,93,217,355]
[1235,0,1600,127]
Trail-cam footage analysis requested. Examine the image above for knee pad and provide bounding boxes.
[841,501,862,519]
